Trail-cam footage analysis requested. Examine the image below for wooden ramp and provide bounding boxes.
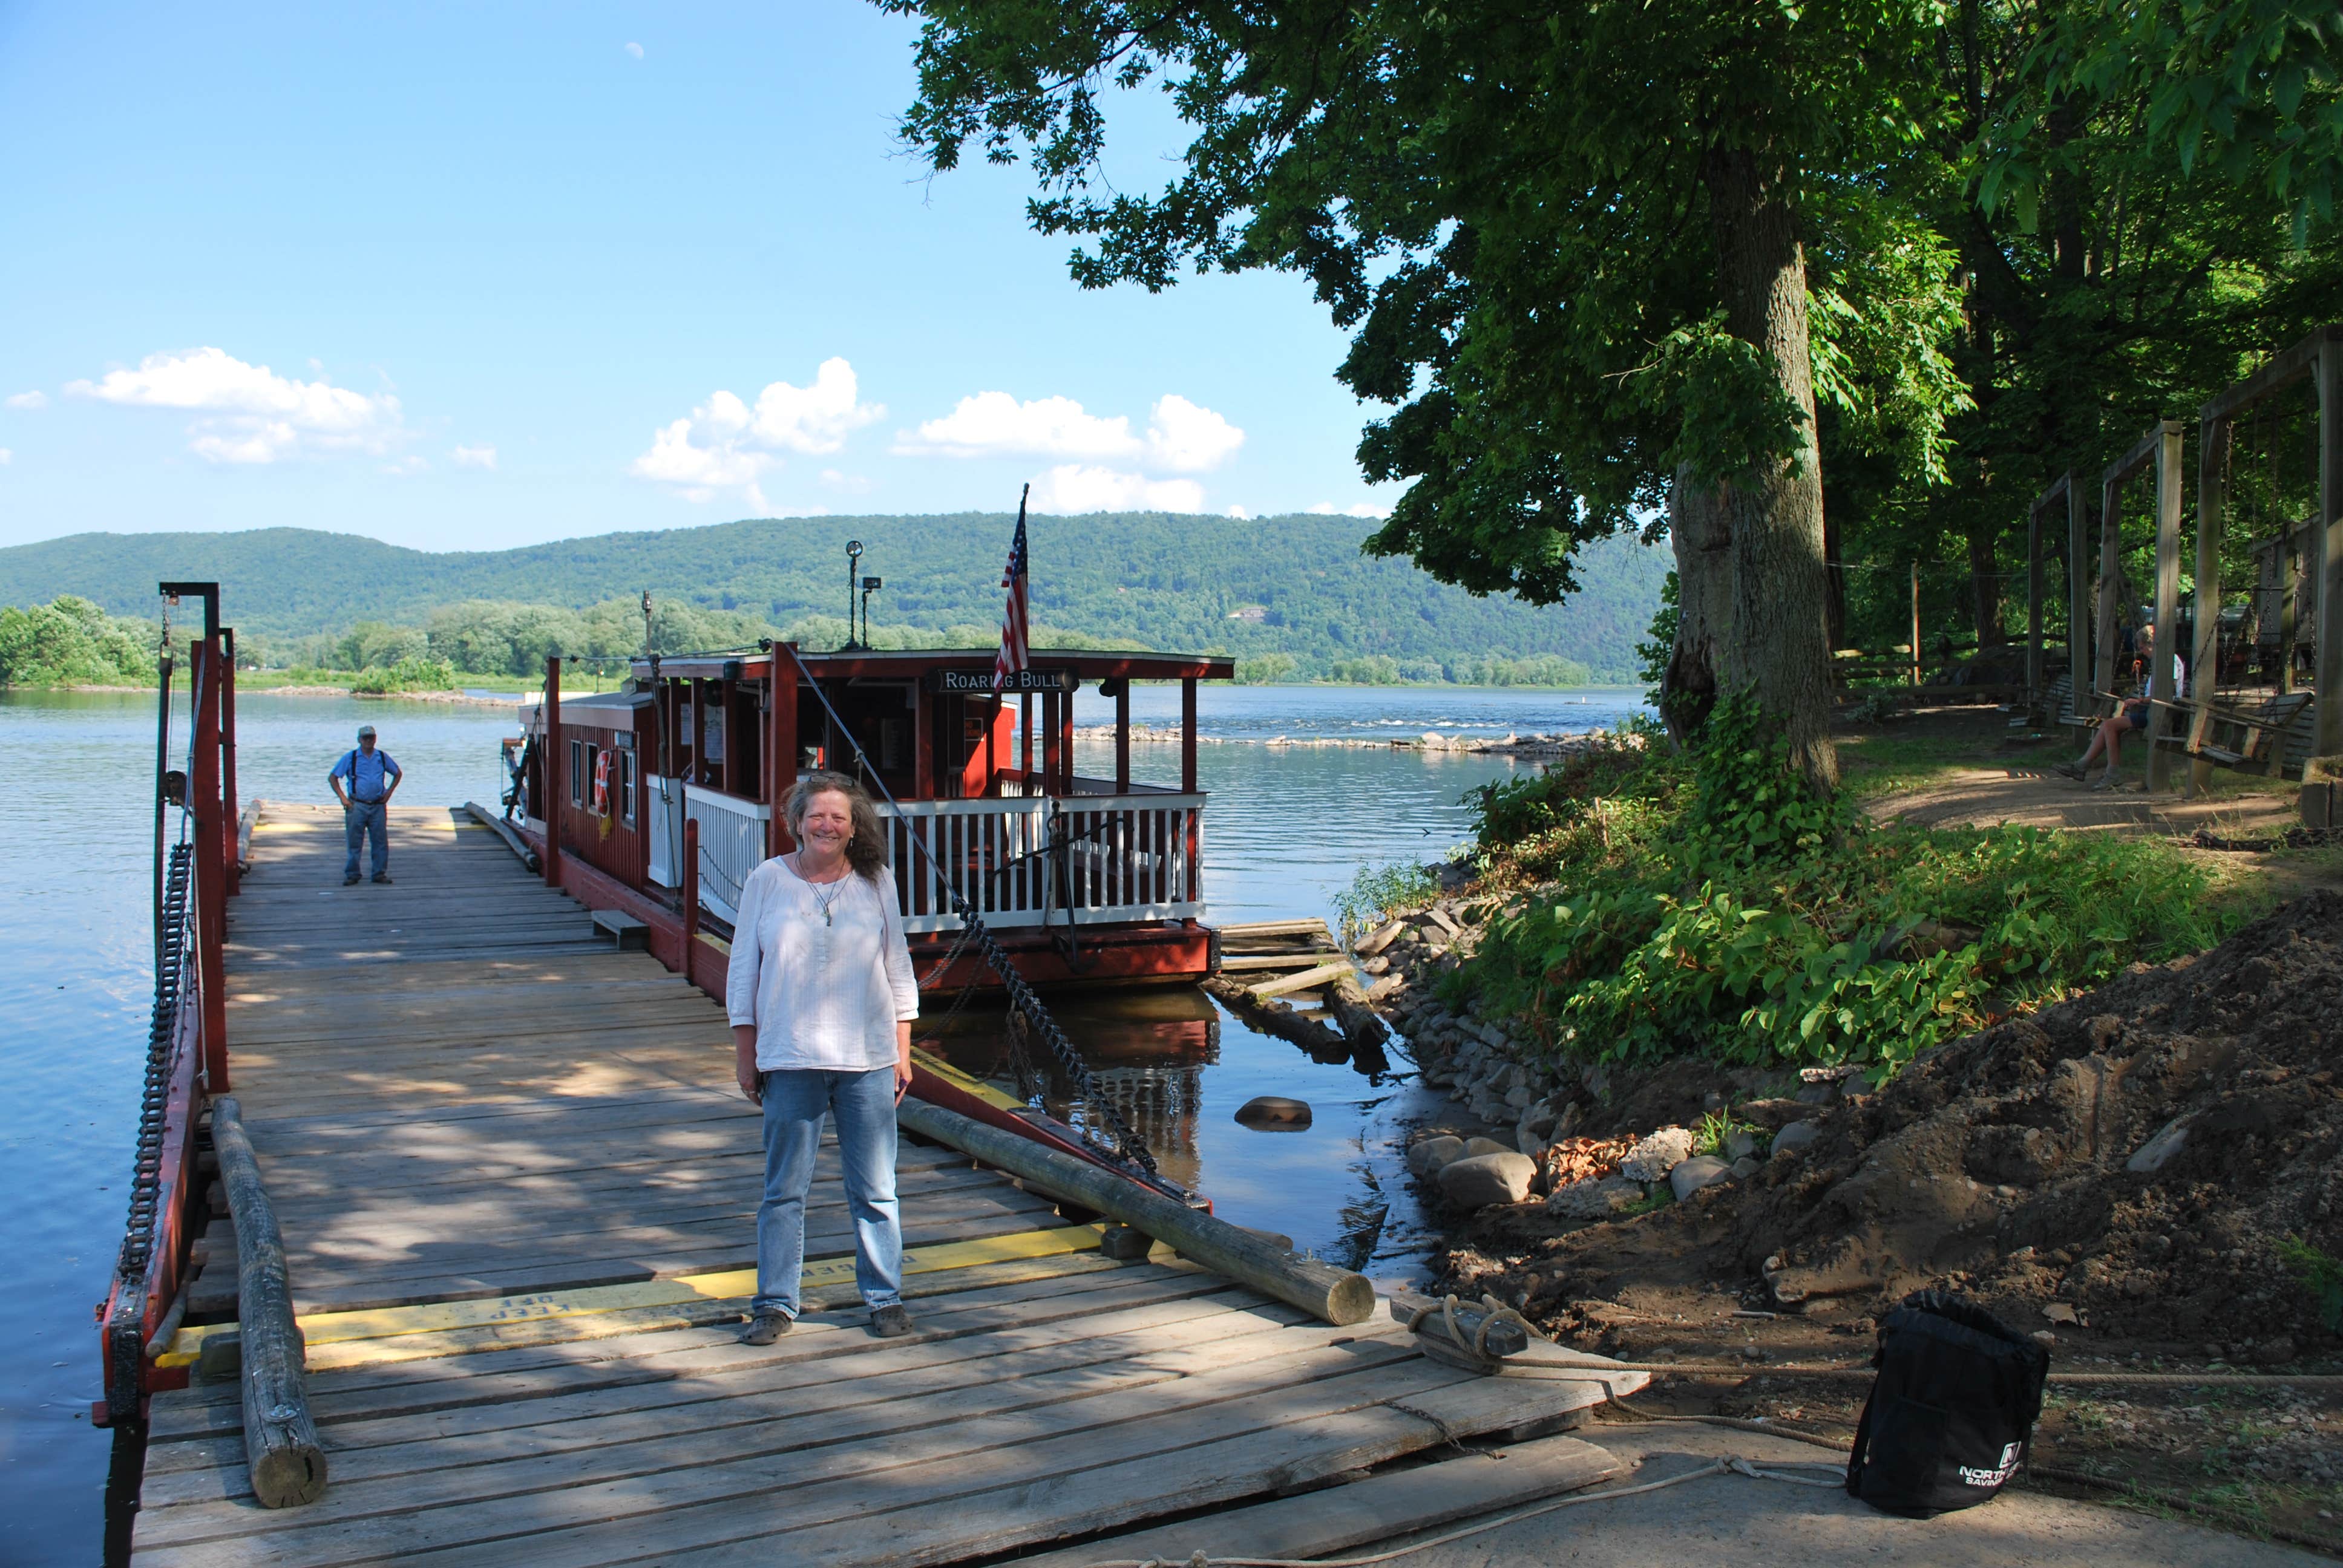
[139,804,1624,1566]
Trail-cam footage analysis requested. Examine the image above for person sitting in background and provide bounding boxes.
[329,724,402,883]
[2059,625,2184,791]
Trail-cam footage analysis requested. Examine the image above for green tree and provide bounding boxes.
[878,0,1985,789]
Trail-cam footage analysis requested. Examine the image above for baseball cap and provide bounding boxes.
[357,725,376,740]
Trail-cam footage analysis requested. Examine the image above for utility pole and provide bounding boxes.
[641,590,654,662]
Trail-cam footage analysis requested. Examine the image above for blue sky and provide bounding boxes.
[0,2,1394,552]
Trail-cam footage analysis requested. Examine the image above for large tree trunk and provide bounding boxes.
[1673,145,1840,794]
[1664,470,1735,742]
[1967,522,2005,647]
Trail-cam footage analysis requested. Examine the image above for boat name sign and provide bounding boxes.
[930,667,1078,694]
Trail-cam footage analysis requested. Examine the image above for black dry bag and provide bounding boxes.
[1845,1290,2050,1517]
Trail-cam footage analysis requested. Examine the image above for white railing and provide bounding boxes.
[686,783,769,925]
[880,793,1205,935]
[646,776,686,888]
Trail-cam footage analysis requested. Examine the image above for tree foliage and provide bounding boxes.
[0,596,162,688]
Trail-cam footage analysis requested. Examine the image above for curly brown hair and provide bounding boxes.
[782,771,889,881]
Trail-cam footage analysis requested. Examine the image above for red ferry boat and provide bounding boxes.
[505,644,1235,995]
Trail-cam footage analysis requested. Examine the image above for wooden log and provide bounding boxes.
[1214,918,1334,938]
[464,801,541,872]
[896,1097,1376,1326]
[209,1096,329,1508]
[1201,976,1348,1056]
[1216,953,1340,973]
[1326,971,1389,1048]
[1353,917,1408,956]
[1250,960,1354,999]
[1387,1289,1530,1358]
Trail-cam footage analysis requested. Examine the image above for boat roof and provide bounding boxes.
[637,647,1236,682]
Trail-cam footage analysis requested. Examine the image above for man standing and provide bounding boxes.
[329,724,402,884]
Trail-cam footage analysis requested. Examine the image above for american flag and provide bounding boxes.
[992,485,1031,691]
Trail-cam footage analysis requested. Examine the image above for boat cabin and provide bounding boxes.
[510,645,1235,990]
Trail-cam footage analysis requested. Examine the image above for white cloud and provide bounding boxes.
[1225,505,1253,519]
[0,448,11,465]
[67,347,402,463]
[1029,465,1205,514]
[4,390,47,411]
[624,41,643,57]
[897,390,1244,475]
[751,359,882,452]
[631,360,878,511]
[1311,500,1391,519]
[382,455,428,475]
[451,443,497,469]
[819,468,873,494]
[1144,394,1244,472]
[899,391,1135,461]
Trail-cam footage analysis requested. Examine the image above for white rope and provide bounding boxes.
[1076,1454,1846,1568]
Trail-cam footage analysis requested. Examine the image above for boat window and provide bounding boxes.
[620,750,638,827]
[568,739,583,808]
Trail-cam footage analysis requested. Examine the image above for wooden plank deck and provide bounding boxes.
[140,803,1619,1566]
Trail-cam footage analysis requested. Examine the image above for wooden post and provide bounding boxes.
[895,1097,1375,1326]
[692,681,709,786]
[2188,419,2233,797]
[542,658,562,887]
[191,636,229,1092]
[221,628,240,897]
[2315,335,2343,760]
[985,694,1001,797]
[1020,693,1034,795]
[2068,480,2089,706]
[1181,676,1198,793]
[209,1097,328,1508]
[1041,688,1059,795]
[1908,564,1921,685]
[683,817,701,948]
[769,648,797,855]
[2147,421,2186,793]
[2096,473,2123,707]
[1115,681,1132,793]
[2026,499,2046,708]
[2280,526,2301,696]
[1059,683,1075,794]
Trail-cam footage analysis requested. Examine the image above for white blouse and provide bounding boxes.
[725,855,919,1073]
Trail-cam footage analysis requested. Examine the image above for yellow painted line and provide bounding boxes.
[913,1045,1029,1114]
[156,1222,1103,1367]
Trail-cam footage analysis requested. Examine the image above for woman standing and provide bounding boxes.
[727,772,919,1342]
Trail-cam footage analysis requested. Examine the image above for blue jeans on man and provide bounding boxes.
[344,801,388,881]
[752,1067,903,1319]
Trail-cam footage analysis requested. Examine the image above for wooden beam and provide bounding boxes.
[1250,960,1355,998]
[2199,324,2340,427]
[2027,486,2046,704]
[2148,421,2185,792]
[2317,335,2343,759]
[1181,676,1198,792]
[2189,419,2233,797]
[221,627,240,898]
[896,1098,1375,1325]
[2068,474,2090,705]
[1115,681,1131,792]
[209,1096,329,1508]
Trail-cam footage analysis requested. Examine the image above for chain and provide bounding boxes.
[119,822,193,1279]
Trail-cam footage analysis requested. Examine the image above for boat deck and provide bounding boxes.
[137,804,1619,1567]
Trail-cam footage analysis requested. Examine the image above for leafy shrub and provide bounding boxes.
[1334,860,1440,940]
[351,655,457,694]
[0,596,160,687]
[1452,691,2243,1079]
[2278,1236,2343,1333]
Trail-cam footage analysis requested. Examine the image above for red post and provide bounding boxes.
[191,637,229,1091]
[543,657,563,887]
[1059,685,1075,794]
[682,817,701,951]
[1020,693,1034,794]
[221,628,240,897]
[1114,681,1131,793]
[766,650,798,858]
[1180,676,1198,794]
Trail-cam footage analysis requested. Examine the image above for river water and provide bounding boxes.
[0,682,1645,1564]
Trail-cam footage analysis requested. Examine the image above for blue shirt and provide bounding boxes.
[332,748,401,803]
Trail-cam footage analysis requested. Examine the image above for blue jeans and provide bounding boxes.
[753,1067,902,1318]
[343,801,388,880]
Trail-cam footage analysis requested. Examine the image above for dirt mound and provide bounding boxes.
[1457,891,2343,1360]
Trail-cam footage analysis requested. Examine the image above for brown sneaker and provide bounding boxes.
[738,1309,792,1344]
[870,1304,914,1338]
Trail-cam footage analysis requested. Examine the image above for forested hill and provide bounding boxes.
[0,512,1667,683]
